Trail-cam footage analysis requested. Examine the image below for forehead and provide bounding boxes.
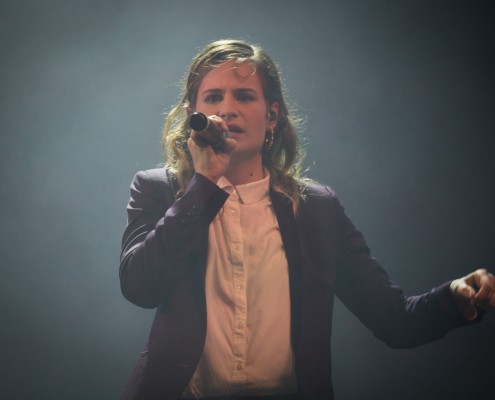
[198,60,263,91]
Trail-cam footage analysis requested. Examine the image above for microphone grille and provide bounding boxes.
[189,112,208,131]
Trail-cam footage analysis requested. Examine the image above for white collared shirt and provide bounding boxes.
[183,173,297,398]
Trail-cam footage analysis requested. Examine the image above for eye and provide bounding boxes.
[236,92,255,102]
[204,93,222,103]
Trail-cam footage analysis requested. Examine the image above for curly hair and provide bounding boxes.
[162,39,306,206]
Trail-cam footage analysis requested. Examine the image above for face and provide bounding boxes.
[194,60,278,164]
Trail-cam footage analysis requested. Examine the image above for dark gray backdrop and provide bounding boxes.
[1,1,493,399]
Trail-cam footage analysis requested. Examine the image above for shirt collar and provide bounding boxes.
[217,171,270,205]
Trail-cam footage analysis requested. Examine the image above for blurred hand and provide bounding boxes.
[188,115,237,183]
[450,269,495,320]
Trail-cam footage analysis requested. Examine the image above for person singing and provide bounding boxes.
[119,39,495,400]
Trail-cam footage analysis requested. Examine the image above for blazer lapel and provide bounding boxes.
[270,190,303,386]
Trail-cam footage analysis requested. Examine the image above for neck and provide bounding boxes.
[224,158,265,186]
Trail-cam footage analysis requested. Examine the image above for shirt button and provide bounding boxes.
[232,210,237,216]
[235,362,243,371]
[237,284,243,290]
[237,321,244,329]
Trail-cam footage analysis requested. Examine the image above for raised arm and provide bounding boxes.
[119,170,228,308]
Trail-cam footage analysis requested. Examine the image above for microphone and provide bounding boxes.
[188,112,228,150]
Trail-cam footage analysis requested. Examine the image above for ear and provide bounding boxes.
[268,102,279,129]
[186,106,193,116]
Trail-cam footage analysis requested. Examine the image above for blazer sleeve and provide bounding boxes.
[331,189,479,348]
[119,170,229,308]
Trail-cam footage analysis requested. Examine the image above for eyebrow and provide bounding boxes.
[200,88,258,95]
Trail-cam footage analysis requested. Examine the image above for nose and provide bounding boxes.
[218,93,237,121]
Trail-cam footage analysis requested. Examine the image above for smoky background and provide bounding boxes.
[1,1,493,399]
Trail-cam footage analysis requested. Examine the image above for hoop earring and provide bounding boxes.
[264,128,274,150]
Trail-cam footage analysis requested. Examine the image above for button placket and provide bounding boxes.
[228,198,247,381]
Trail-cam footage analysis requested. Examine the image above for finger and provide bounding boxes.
[209,115,225,124]
[451,279,476,303]
[207,115,230,135]
[222,137,238,153]
[450,279,478,320]
[189,131,211,148]
[470,269,489,292]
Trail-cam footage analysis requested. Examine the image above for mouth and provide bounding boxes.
[227,124,243,134]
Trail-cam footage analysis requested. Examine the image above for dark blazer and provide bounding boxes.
[120,168,470,400]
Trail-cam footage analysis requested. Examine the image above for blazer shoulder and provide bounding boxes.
[127,168,179,215]
[134,167,176,184]
[300,180,338,202]
[132,167,178,195]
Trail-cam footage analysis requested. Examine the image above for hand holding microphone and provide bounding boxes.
[189,112,229,151]
[187,112,236,183]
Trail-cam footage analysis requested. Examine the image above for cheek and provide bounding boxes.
[251,107,270,129]
[249,116,266,135]
[194,104,214,114]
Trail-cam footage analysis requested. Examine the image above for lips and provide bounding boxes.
[227,124,243,133]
